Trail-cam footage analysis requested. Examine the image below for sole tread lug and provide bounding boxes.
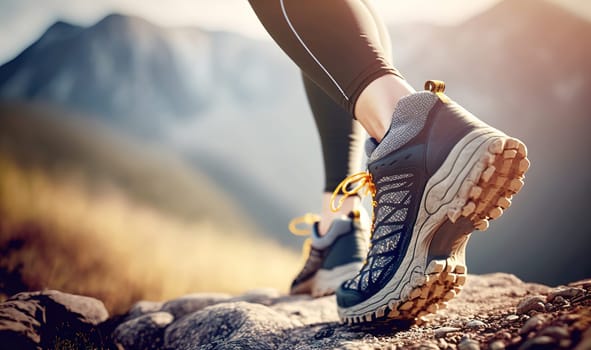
[481,166,496,182]
[503,149,518,159]
[462,201,476,216]
[488,207,503,219]
[497,197,511,209]
[474,219,490,231]
[469,186,482,199]
[488,138,505,154]
[399,301,414,311]
[505,139,520,150]
[518,158,531,173]
[508,178,524,193]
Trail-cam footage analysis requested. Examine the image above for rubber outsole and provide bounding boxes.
[338,133,529,325]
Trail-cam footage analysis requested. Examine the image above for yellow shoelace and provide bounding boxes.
[330,171,377,265]
[330,171,377,214]
[288,213,321,260]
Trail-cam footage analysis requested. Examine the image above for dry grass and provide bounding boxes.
[0,155,301,314]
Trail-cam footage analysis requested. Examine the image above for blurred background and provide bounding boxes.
[0,0,590,314]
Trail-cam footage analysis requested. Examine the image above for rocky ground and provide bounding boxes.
[0,273,590,350]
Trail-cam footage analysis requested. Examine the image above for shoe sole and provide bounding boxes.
[338,128,529,324]
[312,262,364,297]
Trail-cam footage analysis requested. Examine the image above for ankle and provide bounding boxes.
[318,193,361,236]
[354,74,415,142]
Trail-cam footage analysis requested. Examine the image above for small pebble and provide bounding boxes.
[516,296,546,315]
[466,320,487,329]
[539,326,569,340]
[437,338,448,348]
[418,342,440,350]
[518,335,556,350]
[489,340,505,350]
[458,338,481,350]
[499,332,512,340]
[519,315,544,335]
[505,315,519,322]
[434,326,461,338]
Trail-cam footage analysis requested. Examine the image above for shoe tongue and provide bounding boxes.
[311,216,352,249]
[365,137,379,158]
[368,91,437,162]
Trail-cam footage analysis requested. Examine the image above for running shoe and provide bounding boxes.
[289,211,369,297]
[333,80,530,324]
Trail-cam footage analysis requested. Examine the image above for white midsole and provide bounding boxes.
[339,128,507,317]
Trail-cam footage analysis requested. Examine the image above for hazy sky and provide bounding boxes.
[0,0,589,64]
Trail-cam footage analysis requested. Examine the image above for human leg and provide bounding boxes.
[250,0,529,322]
[301,74,366,234]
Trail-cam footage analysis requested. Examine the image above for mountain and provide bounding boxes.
[0,0,590,284]
[0,13,324,246]
[0,101,258,231]
[0,14,296,135]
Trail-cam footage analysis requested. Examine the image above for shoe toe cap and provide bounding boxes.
[336,285,366,308]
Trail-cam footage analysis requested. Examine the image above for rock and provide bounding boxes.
[574,327,591,350]
[547,287,585,302]
[8,290,108,325]
[125,300,163,321]
[0,290,108,349]
[164,301,295,350]
[231,288,281,305]
[489,340,505,350]
[539,326,569,340]
[466,320,487,329]
[113,312,174,350]
[160,292,230,319]
[458,337,481,350]
[434,326,461,338]
[516,296,546,315]
[552,295,568,306]
[3,274,589,349]
[518,335,556,350]
[0,299,44,349]
[519,315,544,335]
[271,295,338,325]
[498,332,512,340]
[505,314,519,322]
[569,279,591,290]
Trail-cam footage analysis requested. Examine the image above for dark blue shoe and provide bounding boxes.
[333,80,529,324]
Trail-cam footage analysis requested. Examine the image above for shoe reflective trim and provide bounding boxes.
[280,0,349,102]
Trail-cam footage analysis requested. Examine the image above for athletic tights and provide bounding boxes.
[249,0,404,192]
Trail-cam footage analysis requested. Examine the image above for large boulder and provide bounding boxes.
[164,301,295,350]
[113,311,174,350]
[0,290,109,349]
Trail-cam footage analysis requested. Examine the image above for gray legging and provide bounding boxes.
[250,0,400,191]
